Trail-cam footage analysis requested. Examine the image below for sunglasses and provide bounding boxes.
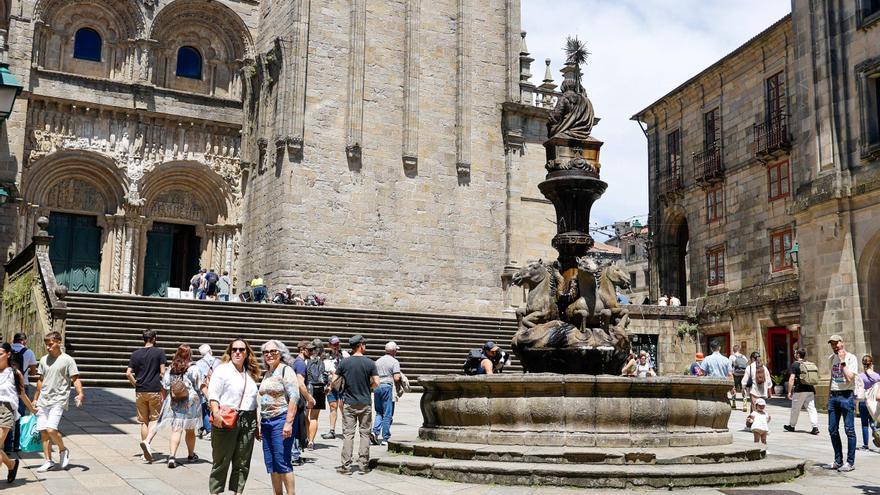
[263,349,279,356]
[231,347,248,354]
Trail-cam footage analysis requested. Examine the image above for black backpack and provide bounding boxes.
[463,349,484,375]
[10,348,26,375]
[306,357,327,385]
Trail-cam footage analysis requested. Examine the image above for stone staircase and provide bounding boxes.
[62,293,519,388]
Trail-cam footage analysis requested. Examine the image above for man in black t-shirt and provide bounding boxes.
[784,348,819,435]
[334,335,378,475]
[125,329,167,462]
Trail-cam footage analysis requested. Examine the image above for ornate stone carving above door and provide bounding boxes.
[149,189,206,223]
[45,178,107,213]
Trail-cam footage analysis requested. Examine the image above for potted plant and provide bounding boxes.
[771,374,785,396]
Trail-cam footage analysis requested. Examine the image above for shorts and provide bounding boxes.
[206,282,218,296]
[311,384,327,410]
[261,414,294,474]
[36,405,65,431]
[0,402,14,429]
[136,392,163,424]
[327,389,341,403]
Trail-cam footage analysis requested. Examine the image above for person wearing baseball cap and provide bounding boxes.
[689,353,705,376]
[334,335,378,474]
[474,342,500,375]
[827,334,858,472]
[321,336,350,440]
[370,342,402,446]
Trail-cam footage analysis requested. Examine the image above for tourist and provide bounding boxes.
[478,342,500,375]
[321,336,349,440]
[204,268,220,301]
[658,294,668,306]
[126,329,167,463]
[291,341,316,466]
[305,339,328,450]
[784,349,820,435]
[741,352,771,412]
[218,271,232,302]
[334,335,379,475]
[857,355,879,450]
[729,344,748,410]
[616,290,630,305]
[634,352,655,378]
[251,275,267,303]
[4,333,37,454]
[746,398,771,446]
[0,342,36,483]
[371,341,401,446]
[33,331,84,472]
[669,294,681,307]
[827,334,857,472]
[154,345,203,468]
[700,340,732,378]
[196,344,219,439]
[191,269,206,299]
[208,339,261,494]
[258,340,299,495]
[688,353,706,376]
[621,351,637,376]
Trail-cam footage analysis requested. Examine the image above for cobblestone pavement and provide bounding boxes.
[2,389,879,494]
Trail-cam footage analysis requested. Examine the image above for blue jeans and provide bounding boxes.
[291,409,303,461]
[253,286,268,302]
[219,294,229,302]
[858,401,876,447]
[828,392,856,466]
[201,400,212,434]
[261,414,294,474]
[371,383,395,440]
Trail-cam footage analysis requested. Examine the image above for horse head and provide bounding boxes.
[602,263,631,290]
[575,255,600,275]
[512,259,549,287]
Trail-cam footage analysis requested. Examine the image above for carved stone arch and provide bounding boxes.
[23,150,129,215]
[149,0,253,61]
[858,227,880,357]
[33,0,144,38]
[659,205,690,305]
[140,161,234,225]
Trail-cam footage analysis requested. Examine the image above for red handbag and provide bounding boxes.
[211,370,247,429]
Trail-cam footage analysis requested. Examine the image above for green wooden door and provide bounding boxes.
[48,213,101,293]
[143,225,174,297]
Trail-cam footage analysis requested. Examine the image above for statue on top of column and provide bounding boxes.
[547,37,594,141]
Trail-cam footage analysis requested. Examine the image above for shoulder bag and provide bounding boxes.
[211,370,247,429]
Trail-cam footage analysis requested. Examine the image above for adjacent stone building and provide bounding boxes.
[605,220,650,305]
[634,1,880,378]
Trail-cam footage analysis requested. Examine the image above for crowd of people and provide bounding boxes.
[186,270,326,307]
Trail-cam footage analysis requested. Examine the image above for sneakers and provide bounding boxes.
[838,463,855,472]
[321,430,336,440]
[59,449,70,470]
[378,440,388,447]
[369,431,380,446]
[7,459,19,483]
[186,453,199,463]
[356,464,372,475]
[783,425,795,432]
[140,442,153,463]
[826,461,841,470]
[810,427,821,435]
[335,465,351,475]
[292,458,304,467]
[307,441,316,451]
[35,461,56,473]
[167,457,176,469]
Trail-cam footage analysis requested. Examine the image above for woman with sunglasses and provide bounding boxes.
[0,342,36,483]
[208,339,261,495]
[258,340,299,495]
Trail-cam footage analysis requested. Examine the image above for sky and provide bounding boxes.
[521,0,792,237]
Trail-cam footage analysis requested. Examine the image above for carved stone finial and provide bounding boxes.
[55,285,69,300]
[36,216,49,233]
[520,31,529,56]
[543,59,555,85]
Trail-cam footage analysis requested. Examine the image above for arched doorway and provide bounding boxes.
[661,214,690,305]
[862,234,880,357]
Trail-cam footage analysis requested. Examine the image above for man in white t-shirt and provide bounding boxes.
[827,334,858,472]
[321,336,350,440]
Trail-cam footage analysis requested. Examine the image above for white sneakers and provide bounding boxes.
[35,461,56,473]
[838,462,855,472]
[140,441,154,463]
[59,449,70,470]
[33,449,70,473]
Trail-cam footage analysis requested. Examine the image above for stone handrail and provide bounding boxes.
[0,218,67,356]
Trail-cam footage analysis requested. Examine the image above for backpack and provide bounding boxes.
[734,355,748,370]
[170,374,189,402]
[754,362,766,385]
[10,348,26,375]
[205,272,219,284]
[306,357,327,385]
[799,360,820,386]
[463,349,485,375]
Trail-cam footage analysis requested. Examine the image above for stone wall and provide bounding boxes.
[626,305,692,375]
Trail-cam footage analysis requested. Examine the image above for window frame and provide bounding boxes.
[175,46,203,80]
[767,160,790,201]
[705,183,723,223]
[703,108,720,152]
[629,272,637,289]
[73,27,103,62]
[858,0,880,30]
[770,228,794,273]
[666,129,681,177]
[706,246,725,287]
[855,55,880,161]
[765,71,786,126]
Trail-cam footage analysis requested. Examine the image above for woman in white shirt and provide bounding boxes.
[208,339,261,495]
[741,352,772,412]
[0,343,36,483]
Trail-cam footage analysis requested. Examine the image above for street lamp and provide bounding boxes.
[788,242,799,267]
[0,63,23,121]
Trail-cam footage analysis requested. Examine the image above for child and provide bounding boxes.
[747,398,771,445]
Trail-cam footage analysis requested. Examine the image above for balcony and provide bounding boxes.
[693,147,723,185]
[753,114,791,158]
[658,172,684,200]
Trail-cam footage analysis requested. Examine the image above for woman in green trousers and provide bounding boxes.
[208,339,261,494]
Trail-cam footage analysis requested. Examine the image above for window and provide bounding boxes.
[766,72,786,125]
[706,184,723,223]
[627,244,637,259]
[176,46,203,80]
[643,269,650,287]
[707,247,725,287]
[666,129,681,176]
[704,108,720,152]
[856,56,880,159]
[770,228,794,272]
[858,0,880,29]
[73,28,102,62]
[768,160,790,201]
[629,272,637,289]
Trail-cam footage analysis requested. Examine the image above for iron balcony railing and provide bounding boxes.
[659,172,684,197]
[693,146,723,184]
[753,114,791,156]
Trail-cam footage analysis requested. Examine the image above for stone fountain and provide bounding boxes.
[377,39,804,489]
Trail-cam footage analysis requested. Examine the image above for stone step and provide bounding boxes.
[374,453,806,489]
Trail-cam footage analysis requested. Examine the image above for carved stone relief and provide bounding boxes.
[44,178,107,213]
[149,190,207,223]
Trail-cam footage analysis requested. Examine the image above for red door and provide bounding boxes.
[766,327,791,376]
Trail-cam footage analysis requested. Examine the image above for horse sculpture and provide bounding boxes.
[512,260,562,331]
[564,256,631,348]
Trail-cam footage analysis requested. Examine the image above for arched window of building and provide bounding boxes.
[176,46,202,80]
[73,28,102,62]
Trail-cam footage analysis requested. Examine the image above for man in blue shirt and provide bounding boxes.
[700,340,733,378]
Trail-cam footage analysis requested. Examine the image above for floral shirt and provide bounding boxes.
[258,364,299,419]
